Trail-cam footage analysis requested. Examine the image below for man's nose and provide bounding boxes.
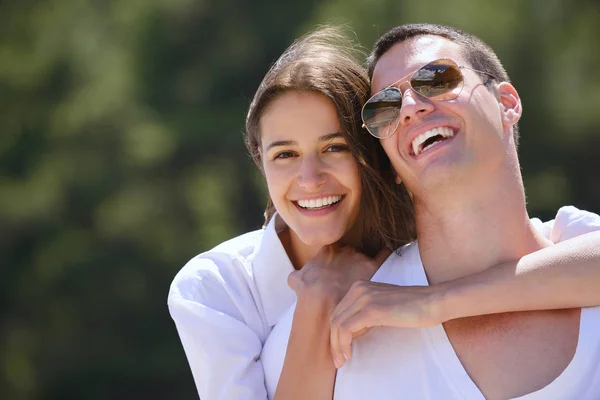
[398,86,435,127]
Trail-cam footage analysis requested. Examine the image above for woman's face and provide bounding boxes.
[260,91,362,248]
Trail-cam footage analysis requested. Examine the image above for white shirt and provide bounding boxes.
[168,215,295,400]
[261,206,600,400]
[333,243,600,400]
[168,206,600,399]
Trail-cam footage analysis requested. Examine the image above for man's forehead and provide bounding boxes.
[371,36,465,93]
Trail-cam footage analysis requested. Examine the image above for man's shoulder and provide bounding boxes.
[533,205,600,242]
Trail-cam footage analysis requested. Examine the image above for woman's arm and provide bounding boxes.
[169,298,268,399]
[440,230,600,320]
[168,258,270,400]
[442,206,600,318]
[169,254,341,400]
[169,244,382,400]
[273,290,337,400]
[273,246,386,400]
[330,229,600,367]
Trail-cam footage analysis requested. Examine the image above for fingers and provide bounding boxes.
[330,290,358,367]
[330,280,366,320]
[330,282,373,368]
[287,270,301,292]
[330,281,398,369]
[337,311,373,364]
[330,303,375,369]
[329,319,343,369]
[353,327,370,338]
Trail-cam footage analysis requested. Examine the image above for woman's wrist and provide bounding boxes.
[296,278,347,309]
[430,278,473,323]
[296,285,338,316]
[431,266,512,323]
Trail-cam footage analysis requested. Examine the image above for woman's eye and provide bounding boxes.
[326,144,349,153]
[274,151,296,160]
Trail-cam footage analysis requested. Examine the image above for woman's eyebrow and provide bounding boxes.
[319,132,344,142]
[265,140,295,152]
[265,132,343,151]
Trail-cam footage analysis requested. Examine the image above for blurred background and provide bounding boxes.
[1,0,599,398]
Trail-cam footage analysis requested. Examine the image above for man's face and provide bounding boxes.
[370,35,519,198]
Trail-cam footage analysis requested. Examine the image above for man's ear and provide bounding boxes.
[497,82,522,127]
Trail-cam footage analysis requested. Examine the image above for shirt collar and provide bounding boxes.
[251,213,297,327]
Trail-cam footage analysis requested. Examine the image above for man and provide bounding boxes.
[327,24,600,399]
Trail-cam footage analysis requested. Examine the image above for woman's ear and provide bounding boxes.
[395,172,402,185]
[497,82,522,127]
[257,146,265,168]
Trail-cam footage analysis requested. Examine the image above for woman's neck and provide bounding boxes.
[278,227,322,270]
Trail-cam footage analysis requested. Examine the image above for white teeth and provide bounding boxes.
[422,140,443,153]
[297,195,342,209]
[411,127,455,156]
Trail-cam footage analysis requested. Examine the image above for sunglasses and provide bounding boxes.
[361,58,497,139]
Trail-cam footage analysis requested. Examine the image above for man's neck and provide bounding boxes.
[414,172,552,285]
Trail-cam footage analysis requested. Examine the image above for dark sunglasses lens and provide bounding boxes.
[411,61,463,98]
[362,88,402,138]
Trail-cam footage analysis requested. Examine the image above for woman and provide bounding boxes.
[168,26,600,400]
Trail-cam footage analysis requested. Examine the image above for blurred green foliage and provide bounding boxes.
[1,0,598,398]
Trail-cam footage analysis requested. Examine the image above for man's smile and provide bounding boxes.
[411,126,456,156]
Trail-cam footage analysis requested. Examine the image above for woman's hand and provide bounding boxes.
[329,281,444,368]
[288,245,390,305]
[287,245,390,368]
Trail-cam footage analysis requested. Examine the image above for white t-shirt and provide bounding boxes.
[261,206,600,399]
[168,206,600,399]
[333,243,600,400]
